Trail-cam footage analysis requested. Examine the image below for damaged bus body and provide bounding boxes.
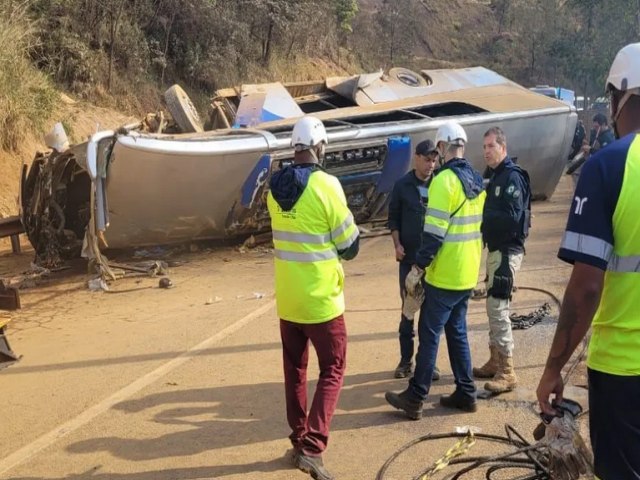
[20,66,576,269]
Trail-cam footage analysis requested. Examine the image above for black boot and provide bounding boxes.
[394,361,413,378]
[385,388,423,420]
[439,389,478,413]
[295,453,335,480]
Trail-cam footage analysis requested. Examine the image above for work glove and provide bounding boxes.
[488,253,513,300]
[402,266,425,318]
[533,398,593,480]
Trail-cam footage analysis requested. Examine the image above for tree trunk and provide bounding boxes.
[263,19,274,65]
[530,37,536,79]
[497,1,508,34]
[107,1,126,92]
[161,8,176,87]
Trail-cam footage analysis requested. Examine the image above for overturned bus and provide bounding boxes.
[20,66,576,271]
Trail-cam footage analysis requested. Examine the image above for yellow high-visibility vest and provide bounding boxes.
[588,135,640,375]
[423,168,486,290]
[267,170,359,323]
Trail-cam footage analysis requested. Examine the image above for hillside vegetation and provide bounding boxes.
[0,0,639,215]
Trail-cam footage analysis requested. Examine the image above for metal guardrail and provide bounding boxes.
[0,216,23,253]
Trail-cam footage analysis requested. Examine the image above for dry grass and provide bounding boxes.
[0,3,56,151]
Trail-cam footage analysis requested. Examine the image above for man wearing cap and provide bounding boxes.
[385,121,486,420]
[388,139,441,380]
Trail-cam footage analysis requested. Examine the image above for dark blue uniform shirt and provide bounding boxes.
[558,134,631,270]
[388,170,430,265]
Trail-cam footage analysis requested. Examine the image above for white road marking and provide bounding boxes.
[0,299,276,477]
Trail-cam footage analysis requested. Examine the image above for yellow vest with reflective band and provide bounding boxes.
[423,168,486,290]
[267,170,359,323]
[588,134,640,375]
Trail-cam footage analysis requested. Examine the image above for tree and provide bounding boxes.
[334,0,358,34]
[104,0,127,92]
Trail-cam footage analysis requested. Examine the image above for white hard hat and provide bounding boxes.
[606,43,640,121]
[606,42,640,93]
[290,116,328,150]
[435,121,467,146]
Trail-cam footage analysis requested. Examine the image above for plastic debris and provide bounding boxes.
[87,277,109,292]
[455,426,482,434]
[205,296,222,305]
[252,292,265,299]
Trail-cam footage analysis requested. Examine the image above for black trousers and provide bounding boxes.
[589,368,640,480]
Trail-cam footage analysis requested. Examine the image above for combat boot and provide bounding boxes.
[394,361,413,379]
[439,389,478,412]
[473,345,500,378]
[385,388,423,420]
[484,353,517,393]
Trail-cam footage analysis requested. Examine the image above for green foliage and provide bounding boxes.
[3,0,639,140]
[24,0,347,96]
[334,0,358,33]
[480,0,640,100]
[0,1,56,151]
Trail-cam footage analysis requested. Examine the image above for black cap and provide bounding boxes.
[415,139,437,156]
[592,112,608,126]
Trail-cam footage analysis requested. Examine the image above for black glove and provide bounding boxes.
[488,253,513,299]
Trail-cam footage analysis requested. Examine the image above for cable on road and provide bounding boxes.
[376,425,552,480]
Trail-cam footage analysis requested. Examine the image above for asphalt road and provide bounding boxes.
[0,175,589,480]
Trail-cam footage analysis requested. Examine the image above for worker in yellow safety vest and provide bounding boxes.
[267,115,359,480]
[537,43,640,480]
[385,121,486,420]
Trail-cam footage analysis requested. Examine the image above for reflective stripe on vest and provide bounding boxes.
[559,230,640,273]
[423,168,486,290]
[267,170,358,324]
[588,134,640,375]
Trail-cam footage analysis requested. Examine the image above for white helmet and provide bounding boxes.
[606,42,640,93]
[290,116,328,150]
[606,43,640,121]
[435,121,467,146]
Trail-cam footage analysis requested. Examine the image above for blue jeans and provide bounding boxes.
[409,282,476,401]
[398,262,415,364]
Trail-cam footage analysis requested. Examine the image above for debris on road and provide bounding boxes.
[0,313,20,369]
[511,302,552,330]
[1,264,50,290]
[87,277,109,292]
[0,280,20,310]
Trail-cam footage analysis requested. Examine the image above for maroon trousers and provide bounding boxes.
[279,315,347,456]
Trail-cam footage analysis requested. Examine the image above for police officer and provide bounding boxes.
[388,139,441,380]
[385,121,486,420]
[268,116,359,480]
[537,43,640,479]
[473,127,531,393]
